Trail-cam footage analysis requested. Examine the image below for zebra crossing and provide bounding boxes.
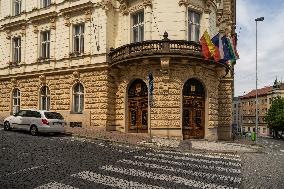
[34,149,242,189]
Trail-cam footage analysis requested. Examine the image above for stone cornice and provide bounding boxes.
[1,19,27,31]
[96,0,115,11]
[1,19,27,38]
[117,0,152,15]
[29,11,58,23]
[60,1,94,15]
[0,61,109,81]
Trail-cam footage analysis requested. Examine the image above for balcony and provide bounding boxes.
[108,32,229,72]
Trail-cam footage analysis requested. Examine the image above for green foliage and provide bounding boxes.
[264,96,284,131]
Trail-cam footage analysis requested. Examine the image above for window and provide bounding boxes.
[73,83,84,113]
[73,24,84,54]
[248,127,251,132]
[13,0,21,16]
[188,10,200,42]
[12,88,20,114]
[41,0,51,8]
[41,31,50,59]
[13,37,21,63]
[263,128,266,134]
[40,86,50,110]
[132,11,144,42]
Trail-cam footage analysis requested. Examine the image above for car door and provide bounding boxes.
[21,110,34,131]
[11,110,27,129]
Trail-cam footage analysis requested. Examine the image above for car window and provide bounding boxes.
[17,110,26,117]
[25,110,34,117]
[44,112,64,120]
[31,111,41,118]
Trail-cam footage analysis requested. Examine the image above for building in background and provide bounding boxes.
[233,79,284,137]
[0,0,236,141]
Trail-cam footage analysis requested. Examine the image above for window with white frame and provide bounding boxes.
[73,83,84,113]
[73,24,84,54]
[188,10,200,42]
[13,37,21,63]
[41,0,51,8]
[41,31,50,59]
[13,0,21,16]
[12,88,20,114]
[132,11,144,43]
[40,86,50,111]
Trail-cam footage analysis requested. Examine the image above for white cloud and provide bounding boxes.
[235,0,284,96]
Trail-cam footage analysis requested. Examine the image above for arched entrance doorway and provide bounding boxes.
[128,79,148,133]
[182,78,205,139]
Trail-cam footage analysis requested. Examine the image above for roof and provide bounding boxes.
[241,86,272,99]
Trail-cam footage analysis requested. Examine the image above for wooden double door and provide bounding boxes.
[182,78,205,139]
[182,96,205,139]
[128,79,148,133]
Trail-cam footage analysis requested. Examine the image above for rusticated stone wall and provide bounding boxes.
[113,60,222,140]
[217,78,233,140]
[0,69,113,128]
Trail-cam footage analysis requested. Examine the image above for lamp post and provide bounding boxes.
[255,17,264,142]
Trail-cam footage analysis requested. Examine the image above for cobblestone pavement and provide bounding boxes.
[0,128,242,189]
[240,137,284,189]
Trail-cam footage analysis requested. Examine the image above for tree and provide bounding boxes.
[264,96,284,138]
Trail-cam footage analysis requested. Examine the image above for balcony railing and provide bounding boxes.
[109,32,204,65]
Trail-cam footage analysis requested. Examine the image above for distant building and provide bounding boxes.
[232,96,241,133]
[233,79,284,137]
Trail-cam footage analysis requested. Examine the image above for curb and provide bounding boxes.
[67,132,261,154]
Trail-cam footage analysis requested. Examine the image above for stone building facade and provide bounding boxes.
[0,0,236,141]
[234,80,284,137]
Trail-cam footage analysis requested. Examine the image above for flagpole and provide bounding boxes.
[255,17,264,143]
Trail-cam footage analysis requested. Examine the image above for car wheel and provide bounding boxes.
[30,125,38,136]
[3,121,11,131]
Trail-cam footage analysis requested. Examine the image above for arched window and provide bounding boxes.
[40,86,50,110]
[12,88,20,114]
[73,83,84,113]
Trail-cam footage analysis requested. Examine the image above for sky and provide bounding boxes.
[235,0,284,96]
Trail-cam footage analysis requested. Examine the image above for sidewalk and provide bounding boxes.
[65,126,262,153]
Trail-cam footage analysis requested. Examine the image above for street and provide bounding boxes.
[0,128,242,189]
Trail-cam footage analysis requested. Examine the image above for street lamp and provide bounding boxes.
[255,17,264,142]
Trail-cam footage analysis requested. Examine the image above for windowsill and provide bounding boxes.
[70,111,83,114]
[38,57,52,63]
[8,61,21,67]
[69,52,84,57]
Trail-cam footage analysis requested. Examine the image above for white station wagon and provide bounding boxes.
[3,109,66,136]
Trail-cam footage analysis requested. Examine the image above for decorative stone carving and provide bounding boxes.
[32,23,39,33]
[178,0,189,6]
[20,25,26,36]
[50,18,56,29]
[5,30,11,39]
[143,0,152,7]
[39,75,46,85]
[160,57,170,74]
[118,0,129,15]
[204,0,212,14]
[73,71,80,81]
[99,0,113,11]
[11,78,17,87]
[64,15,71,27]
[84,9,92,22]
